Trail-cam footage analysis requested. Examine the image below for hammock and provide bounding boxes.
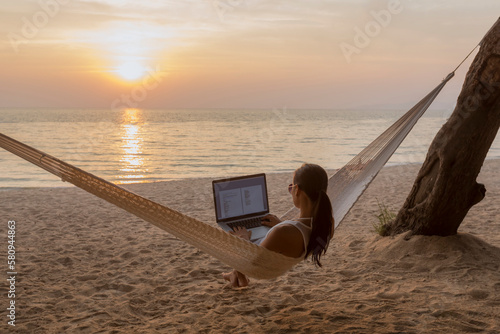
[0,73,453,279]
[4,15,497,278]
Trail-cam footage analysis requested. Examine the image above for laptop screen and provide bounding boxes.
[212,173,269,221]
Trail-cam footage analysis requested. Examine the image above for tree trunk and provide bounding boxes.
[385,19,500,237]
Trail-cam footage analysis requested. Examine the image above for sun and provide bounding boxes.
[116,61,148,81]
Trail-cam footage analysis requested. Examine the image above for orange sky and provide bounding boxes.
[0,1,498,110]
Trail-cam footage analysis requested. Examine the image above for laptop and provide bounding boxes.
[212,173,271,243]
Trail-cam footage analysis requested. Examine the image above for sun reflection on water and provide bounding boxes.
[118,108,147,184]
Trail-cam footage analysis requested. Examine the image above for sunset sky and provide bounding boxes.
[0,0,498,110]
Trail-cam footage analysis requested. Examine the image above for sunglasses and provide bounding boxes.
[288,183,297,193]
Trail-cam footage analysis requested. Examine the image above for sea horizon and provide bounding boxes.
[1,108,499,188]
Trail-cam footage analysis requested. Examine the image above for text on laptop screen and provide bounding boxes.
[213,175,268,220]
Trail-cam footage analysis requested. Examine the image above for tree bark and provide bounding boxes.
[385,19,500,237]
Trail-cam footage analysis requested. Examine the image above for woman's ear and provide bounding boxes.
[295,187,306,201]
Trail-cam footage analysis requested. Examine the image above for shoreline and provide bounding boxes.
[1,156,498,191]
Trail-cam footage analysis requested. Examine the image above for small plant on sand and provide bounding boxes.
[373,200,395,236]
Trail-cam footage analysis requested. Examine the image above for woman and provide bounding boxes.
[222,163,335,287]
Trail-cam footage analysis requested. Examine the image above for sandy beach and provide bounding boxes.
[0,159,499,333]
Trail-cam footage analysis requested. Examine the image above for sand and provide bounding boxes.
[0,160,499,333]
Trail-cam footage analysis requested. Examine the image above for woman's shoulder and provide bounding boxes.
[279,220,311,227]
[269,221,304,237]
[277,220,312,234]
[260,222,305,258]
[272,222,303,234]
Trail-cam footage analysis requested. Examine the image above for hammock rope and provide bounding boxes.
[2,18,496,278]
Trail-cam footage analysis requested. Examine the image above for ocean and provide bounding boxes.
[1,108,499,188]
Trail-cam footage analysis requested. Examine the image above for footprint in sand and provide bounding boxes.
[468,289,489,300]
[348,239,365,250]
[57,256,74,267]
[120,251,136,259]
[76,274,98,281]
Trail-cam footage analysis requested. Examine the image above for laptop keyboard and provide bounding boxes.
[227,217,262,231]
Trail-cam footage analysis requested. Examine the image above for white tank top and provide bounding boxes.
[258,220,312,257]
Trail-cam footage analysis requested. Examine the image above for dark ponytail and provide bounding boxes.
[294,164,334,267]
[306,190,334,267]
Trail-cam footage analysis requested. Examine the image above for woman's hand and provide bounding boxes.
[222,269,250,288]
[261,214,281,227]
[230,226,251,240]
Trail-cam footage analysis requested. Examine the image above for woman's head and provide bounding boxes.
[293,163,328,202]
[292,163,334,267]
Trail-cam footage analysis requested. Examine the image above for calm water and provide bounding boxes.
[0,108,499,187]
